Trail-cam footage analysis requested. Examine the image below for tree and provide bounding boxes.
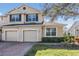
[43,3,79,21]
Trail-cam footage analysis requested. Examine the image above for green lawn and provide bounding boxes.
[25,44,79,56]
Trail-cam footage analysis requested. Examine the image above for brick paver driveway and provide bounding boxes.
[0,42,35,56]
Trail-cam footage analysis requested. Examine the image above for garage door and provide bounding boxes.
[5,30,18,41]
[23,30,38,42]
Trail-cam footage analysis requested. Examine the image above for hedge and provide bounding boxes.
[42,37,64,43]
[42,36,75,43]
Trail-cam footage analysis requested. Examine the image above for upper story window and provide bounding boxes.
[10,14,21,22]
[46,28,56,36]
[26,14,38,22]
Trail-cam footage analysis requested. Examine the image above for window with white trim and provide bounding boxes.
[26,14,38,22]
[10,14,21,22]
[46,28,56,36]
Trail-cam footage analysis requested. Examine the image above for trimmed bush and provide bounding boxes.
[42,37,64,43]
[64,33,74,43]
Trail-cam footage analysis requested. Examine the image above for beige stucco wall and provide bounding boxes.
[0,16,7,26]
[8,5,40,14]
[2,23,64,42]
[2,25,42,42]
[43,24,64,37]
[3,14,43,25]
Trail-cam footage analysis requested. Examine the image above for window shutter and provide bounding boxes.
[19,14,21,21]
[26,14,28,21]
[36,14,38,21]
[10,15,12,22]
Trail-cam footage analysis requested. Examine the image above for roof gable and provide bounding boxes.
[7,4,41,14]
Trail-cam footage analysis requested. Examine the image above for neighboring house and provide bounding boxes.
[0,4,64,42]
[68,21,79,36]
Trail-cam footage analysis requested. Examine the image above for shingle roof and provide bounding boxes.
[3,22,43,26]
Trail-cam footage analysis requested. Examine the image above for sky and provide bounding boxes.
[0,3,43,14]
[0,3,79,30]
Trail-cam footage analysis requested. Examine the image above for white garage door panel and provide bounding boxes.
[5,31,18,41]
[23,30,38,42]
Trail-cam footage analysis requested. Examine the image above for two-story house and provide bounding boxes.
[0,4,64,42]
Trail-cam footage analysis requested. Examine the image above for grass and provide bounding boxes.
[24,44,79,56]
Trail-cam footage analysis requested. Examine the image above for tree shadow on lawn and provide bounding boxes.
[24,43,79,56]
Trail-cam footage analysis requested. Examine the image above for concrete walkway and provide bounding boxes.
[0,42,35,56]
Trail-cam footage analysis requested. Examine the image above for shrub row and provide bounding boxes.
[42,36,75,43]
[42,37,64,43]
